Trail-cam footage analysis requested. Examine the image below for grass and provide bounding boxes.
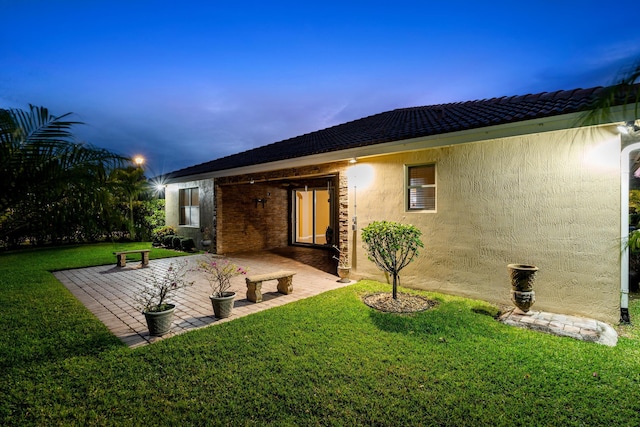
[2,244,640,426]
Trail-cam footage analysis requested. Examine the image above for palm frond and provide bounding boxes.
[580,58,640,126]
[0,104,127,236]
[10,104,80,145]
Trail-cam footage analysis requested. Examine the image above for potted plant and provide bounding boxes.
[198,254,247,319]
[134,259,194,336]
[201,226,212,249]
[333,245,351,283]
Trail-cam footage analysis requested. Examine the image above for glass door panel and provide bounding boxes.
[293,188,332,245]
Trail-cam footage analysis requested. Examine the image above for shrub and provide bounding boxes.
[153,225,176,245]
[142,199,166,237]
[361,220,424,299]
[172,236,182,249]
[180,238,195,252]
[163,235,175,248]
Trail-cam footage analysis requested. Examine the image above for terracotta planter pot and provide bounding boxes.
[507,264,538,312]
[210,292,236,319]
[143,304,176,336]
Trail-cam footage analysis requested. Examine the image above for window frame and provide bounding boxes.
[405,163,437,212]
[179,187,200,227]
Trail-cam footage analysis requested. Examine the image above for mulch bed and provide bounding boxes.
[362,292,437,313]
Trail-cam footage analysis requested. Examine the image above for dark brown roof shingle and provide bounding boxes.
[166,85,632,179]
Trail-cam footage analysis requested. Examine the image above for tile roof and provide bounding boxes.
[166,85,632,179]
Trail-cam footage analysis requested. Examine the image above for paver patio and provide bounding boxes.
[54,251,353,348]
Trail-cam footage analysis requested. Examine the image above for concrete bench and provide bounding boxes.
[245,270,296,303]
[113,249,151,267]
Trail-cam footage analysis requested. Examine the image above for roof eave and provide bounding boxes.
[165,108,630,184]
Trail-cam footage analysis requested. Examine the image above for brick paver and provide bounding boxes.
[499,308,618,346]
[54,251,352,348]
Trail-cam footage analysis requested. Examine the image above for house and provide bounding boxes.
[163,86,640,324]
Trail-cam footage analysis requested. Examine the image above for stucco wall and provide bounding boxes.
[165,178,215,248]
[349,127,622,323]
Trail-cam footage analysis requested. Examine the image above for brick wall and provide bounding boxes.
[217,182,289,253]
[215,162,349,255]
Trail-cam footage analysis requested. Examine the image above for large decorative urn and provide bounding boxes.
[507,264,538,313]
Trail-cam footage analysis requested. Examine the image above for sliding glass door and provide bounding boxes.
[293,188,332,245]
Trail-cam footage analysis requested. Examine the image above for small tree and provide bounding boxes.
[361,220,424,299]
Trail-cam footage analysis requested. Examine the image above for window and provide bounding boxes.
[407,164,436,211]
[179,188,199,226]
[293,188,332,245]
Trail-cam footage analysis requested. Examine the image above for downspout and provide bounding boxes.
[620,141,640,323]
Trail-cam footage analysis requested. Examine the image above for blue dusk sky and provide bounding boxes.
[2,1,639,174]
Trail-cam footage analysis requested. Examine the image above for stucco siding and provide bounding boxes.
[350,127,621,323]
[165,178,215,247]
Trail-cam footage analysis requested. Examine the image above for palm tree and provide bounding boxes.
[109,165,149,240]
[0,105,125,245]
[581,58,640,126]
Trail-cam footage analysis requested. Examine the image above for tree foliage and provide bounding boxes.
[581,58,640,126]
[0,105,128,246]
[137,199,165,242]
[109,166,149,240]
[361,220,424,299]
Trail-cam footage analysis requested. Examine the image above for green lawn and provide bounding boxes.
[1,244,640,426]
